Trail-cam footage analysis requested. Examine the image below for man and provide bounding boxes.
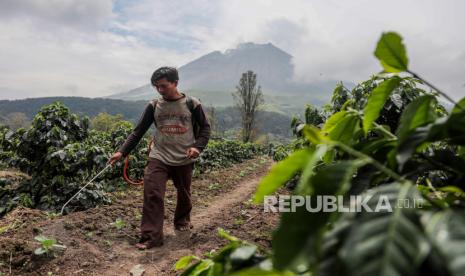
[108,67,211,250]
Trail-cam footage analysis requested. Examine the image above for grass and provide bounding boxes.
[208,183,222,190]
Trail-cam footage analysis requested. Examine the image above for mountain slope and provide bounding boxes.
[107,42,341,109]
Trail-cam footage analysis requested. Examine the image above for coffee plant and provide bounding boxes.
[0,102,148,216]
[177,32,465,276]
[33,235,67,257]
[195,140,265,175]
[175,228,271,276]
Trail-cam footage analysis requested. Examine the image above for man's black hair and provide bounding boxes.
[151,66,179,85]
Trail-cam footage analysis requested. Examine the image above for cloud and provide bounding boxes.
[0,0,464,101]
[0,0,194,99]
[0,0,115,31]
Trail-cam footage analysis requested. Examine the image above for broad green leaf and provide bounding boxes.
[340,183,429,276]
[272,160,367,272]
[363,77,401,134]
[175,255,199,270]
[295,144,328,195]
[302,125,327,144]
[439,186,465,194]
[42,238,56,248]
[396,95,438,168]
[438,186,465,199]
[374,32,409,72]
[396,125,430,170]
[424,210,465,276]
[357,138,396,156]
[318,213,353,275]
[217,228,239,242]
[212,243,240,263]
[459,146,465,158]
[397,95,437,144]
[230,245,257,265]
[35,235,48,242]
[451,97,465,114]
[328,113,361,145]
[422,103,465,145]
[427,110,465,145]
[322,110,346,133]
[34,247,47,255]
[180,259,214,276]
[254,148,313,203]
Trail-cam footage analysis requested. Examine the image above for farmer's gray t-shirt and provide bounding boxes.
[118,92,211,166]
[149,95,201,166]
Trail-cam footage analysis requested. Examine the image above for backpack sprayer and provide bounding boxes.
[60,138,154,215]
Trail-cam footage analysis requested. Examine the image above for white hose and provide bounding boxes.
[60,163,112,215]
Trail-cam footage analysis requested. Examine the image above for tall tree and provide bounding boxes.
[232,70,264,142]
[206,104,220,137]
[90,112,125,132]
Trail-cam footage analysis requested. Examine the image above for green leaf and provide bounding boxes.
[428,110,465,145]
[302,125,327,144]
[175,255,199,270]
[295,144,328,195]
[192,260,214,276]
[230,245,257,265]
[424,210,465,276]
[357,138,396,156]
[318,214,353,275]
[340,183,429,276]
[363,77,401,134]
[438,186,465,198]
[397,95,437,144]
[34,247,47,255]
[212,243,240,263]
[451,97,465,114]
[42,238,56,249]
[254,148,312,203]
[417,99,465,145]
[180,259,214,276]
[327,113,361,145]
[374,32,409,72]
[217,228,239,242]
[322,110,347,133]
[396,95,438,168]
[272,160,367,272]
[34,235,48,242]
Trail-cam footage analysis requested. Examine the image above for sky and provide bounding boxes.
[0,0,464,100]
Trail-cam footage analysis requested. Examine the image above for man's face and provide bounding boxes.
[154,78,177,96]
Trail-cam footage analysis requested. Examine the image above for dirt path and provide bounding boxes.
[0,156,278,275]
[102,163,270,275]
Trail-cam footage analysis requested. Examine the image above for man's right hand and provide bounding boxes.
[108,152,123,166]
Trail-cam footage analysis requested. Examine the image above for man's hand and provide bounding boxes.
[186,147,200,159]
[108,151,123,166]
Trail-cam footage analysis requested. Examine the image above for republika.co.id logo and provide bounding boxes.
[263,195,424,213]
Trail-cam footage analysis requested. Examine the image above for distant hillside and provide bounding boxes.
[0,97,293,140]
[107,42,343,111]
[0,97,147,124]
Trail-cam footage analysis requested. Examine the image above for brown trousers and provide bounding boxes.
[140,157,194,244]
